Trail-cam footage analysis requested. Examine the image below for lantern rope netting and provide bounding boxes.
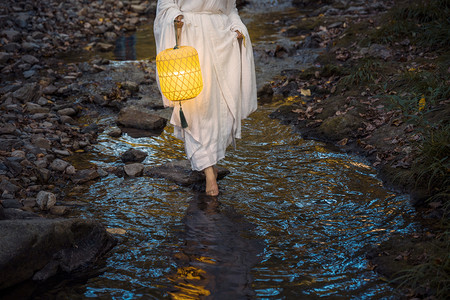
[156,20,203,128]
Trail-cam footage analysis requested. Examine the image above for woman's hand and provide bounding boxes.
[235,30,244,40]
[175,15,184,28]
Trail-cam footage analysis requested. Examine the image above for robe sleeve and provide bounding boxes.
[227,1,247,34]
[154,0,183,107]
[226,1,257,121]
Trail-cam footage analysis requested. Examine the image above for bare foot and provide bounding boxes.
[204,166,219,196]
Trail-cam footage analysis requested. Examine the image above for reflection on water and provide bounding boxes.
[34,106,415,299]
[169,194,263,299]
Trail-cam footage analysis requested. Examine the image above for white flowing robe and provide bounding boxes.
[154,0,257,171]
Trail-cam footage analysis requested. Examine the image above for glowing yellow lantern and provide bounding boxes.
[156,21,203,128]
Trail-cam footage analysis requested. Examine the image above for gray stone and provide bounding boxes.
[131,4,147,13]
[22,198,36,208]
[49,158,70,172]
[121,81,139,93]
[124,163,144,177]
[104,31,117,42]
[0,205,4,220]
[12,83,40,102]
[2,30,21,42]
[0,52,12,64]
[121,148,147,163]
[368,44,392,61]
[21,54,39,65]
[65,165,76,175]
[15,13,30,28]
[0,218,116,289]
[26,102,49,114]
[36,191,56,210]
[23,70,36,78]
[11,150,26,158]
[0,123,16,134]
[1,199,21,209]
[49,206,69,216]
[53,149,71,156]
[144,160,230,186]
[33,137,51,150]
[3,42,20,52]
[0,138,23,151]
[96,42,114,51]
[107,126,122,137]
[0,179,20,194]
[117,105,167,131]
[71,169,99,184]
[22,42,40,51]
[60,115,75,124]
[57,107,76,116]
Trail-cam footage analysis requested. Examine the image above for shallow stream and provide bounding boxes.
[38,1,416,298]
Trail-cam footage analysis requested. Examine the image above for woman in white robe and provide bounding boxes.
[154,0,257,196]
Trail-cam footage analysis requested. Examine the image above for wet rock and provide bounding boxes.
[0,218,116,289]
[23,70,36,78]
[104,31,117,42]
[71,169,99,184]
[3,42,20,52]
[36,191,56,210]
[12,83,40,103]
[49,158,70,172]
[33,137,51,150]
[11,150,25,158]
[121,148,147,163]
[124,163,144,177]
[107,126,122,137]
[0,52,12,64]
[21,55,39,65]
[0,123,17,135]
[96,42,114,51]
[257,83,274,104]
[117,105,167,131]
[121,81,139,93]
[319,113,363,141]
[26,102,49,114]
[1,199,21,209]
[43,84,58,95]
[15,13,30,28]
[57,107,76,116]
[4,160,22,176]
[60,115,76,125]
[65,165,76,175]
[49,205,69,216]
[22,198,36,208]
[145,160,230,186]
[131,4,147,14]
[0,179,20,194]
[368,44,392,61]
[0,138,23,152]
[1,29,21,42]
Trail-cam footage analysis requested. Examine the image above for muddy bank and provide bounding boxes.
[261,0,449,297]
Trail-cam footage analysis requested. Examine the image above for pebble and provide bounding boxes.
[36,190,57,210]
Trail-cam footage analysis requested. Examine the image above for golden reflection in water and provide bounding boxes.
[168,266,211,299]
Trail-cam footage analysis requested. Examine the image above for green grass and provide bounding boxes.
[340,58,381,86]
[393,231,450,299]
[371,0,450,49]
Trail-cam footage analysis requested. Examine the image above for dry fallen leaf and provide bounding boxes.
[300,88,311,96]
[337,138,348,146]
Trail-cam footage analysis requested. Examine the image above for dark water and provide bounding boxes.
[36,107,414,299]
[37,0,416,298]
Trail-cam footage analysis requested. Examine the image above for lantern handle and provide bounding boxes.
[174,20,182,49]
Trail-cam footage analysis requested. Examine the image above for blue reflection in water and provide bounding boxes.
[41,106,414,299]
